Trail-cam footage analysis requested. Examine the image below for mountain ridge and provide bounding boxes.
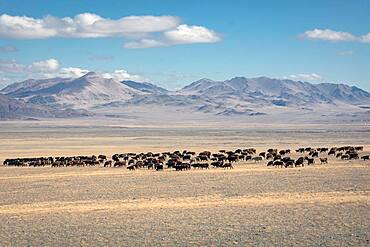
[1,72,369,119]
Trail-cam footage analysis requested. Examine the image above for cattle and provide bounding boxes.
[104,160,112,167]
[227,155,238,163]
[127,164,136,170]
[191,163,209,169]
[252,156,263,163]
[183,154,191,160]
[174,163,191,171]
[319,158,328,164]
[348,152,359,160]
[4,145,365,173]
[305,157,315,165]
[259,152,266,158]
[273,160,284,168]
[114,161,126,167]
[155,164,164,171]
[245,155,253,161]
[211,161,223,168]
[341,154,350,160]
[295,157,304,167]
[361,155,369,161]
[222,162,233,169]
[285,160,294,168]
[197,155,208,161]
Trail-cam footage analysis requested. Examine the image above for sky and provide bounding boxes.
[0,0,369,91]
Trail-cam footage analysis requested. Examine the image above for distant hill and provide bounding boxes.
[180,76,370,106]
[0,93,87,119]
[2,72,141,109]
[122,80,168,94]
[1,72,370,119]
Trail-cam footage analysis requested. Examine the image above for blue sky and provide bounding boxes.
[0,0,369,90]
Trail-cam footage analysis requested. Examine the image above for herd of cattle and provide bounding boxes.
[2,145,369,171]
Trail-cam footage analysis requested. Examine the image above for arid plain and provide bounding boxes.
[0,119,369,246]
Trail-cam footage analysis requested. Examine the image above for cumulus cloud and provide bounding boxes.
[58,67,90,78]
[360,33,370,43]
[164,24,220,44]
[0,58,145,87]
[124,39,166,49]
[300,28,370,44]
[0,13,221,48]
[0,45,18,52]
[0,13,180,39]
[101,69,145,81]
[285,73,322,81]
[0,58,59,74]
[29,58,59,72]
[124,24,221,48]
[300,29,356,42]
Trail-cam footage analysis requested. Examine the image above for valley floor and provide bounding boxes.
[0,118,369,162]
[0,119,369,246]
[0,161,369,246]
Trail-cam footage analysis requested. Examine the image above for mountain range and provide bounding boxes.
[1,72,369,120]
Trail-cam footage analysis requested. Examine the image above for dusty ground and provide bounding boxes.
[1,119,369,162]
[0,162,369,246]
[0,120,369,246]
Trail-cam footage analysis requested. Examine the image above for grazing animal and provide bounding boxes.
[104,160,112,167]
[295,158,304,167]
[305,157,315,165]
[319,158,328,164]
[361,155,369,161]
[114,161,126,167]
[127,164,136,170]
[252,156,263,163]
[155,164,164,171]
[285,161,294,168]
[222,162,233,169]
[273,160,284,168]
[341,154,350,160]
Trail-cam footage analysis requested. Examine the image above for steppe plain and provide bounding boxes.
[0,119,369,246]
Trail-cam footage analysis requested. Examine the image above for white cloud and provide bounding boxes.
[300,29,356,42]
[360,33,370,43]
[124,24,221,49]
[0,58,59,74]
[0,77,11,84]
[0,59,25,73]
[300,28,370,44]
[0,13,222,49]
[101,69,145,82]
[0,13,180,39]
[0,58,145,87]
[124,39,166,49]
[285,73,322,81]
[29,58,59,72]
[0,45,18,52]
[58,67,90,78]
[164,24,220,44]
